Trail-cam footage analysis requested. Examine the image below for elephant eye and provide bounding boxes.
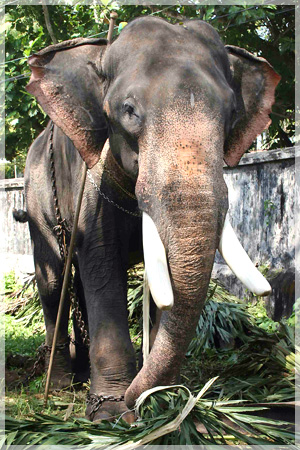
[120,99,143,137]
[122,101,135,117]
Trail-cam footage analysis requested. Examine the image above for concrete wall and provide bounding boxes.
[213,147,295,319]
[1,178,31,255]
[1,178,34,279]
[217,147,295,269]
[2,147,296,316]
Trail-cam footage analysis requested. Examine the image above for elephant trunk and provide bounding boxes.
[125,172,227,407]
[123,111,228,408]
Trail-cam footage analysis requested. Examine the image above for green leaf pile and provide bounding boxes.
[4,379,296,446]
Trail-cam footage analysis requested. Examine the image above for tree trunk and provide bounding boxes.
[42,1,57,44]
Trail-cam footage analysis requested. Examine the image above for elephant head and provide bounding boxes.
[27,17,280,408]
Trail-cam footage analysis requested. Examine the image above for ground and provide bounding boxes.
[3,270,296,445]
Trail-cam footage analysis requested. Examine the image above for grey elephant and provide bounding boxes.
[25,16,279,421]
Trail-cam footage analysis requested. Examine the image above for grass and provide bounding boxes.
[3,268,297,445]
[5,315,45,358]
[5,386,87,421]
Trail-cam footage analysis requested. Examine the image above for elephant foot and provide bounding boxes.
[85,393,135,423]
[44,342,73,390]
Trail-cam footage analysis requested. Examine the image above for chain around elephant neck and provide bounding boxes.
[87,169,141,218]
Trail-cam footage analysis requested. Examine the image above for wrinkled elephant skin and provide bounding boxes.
[25,17,280,418]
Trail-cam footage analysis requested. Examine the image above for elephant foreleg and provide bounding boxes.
[78,243,137,421]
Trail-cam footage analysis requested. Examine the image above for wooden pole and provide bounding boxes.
[44,164,87,405]
[107,11,118,44]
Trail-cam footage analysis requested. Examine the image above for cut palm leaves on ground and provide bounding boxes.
[197,322,297,404]
[187,296,252,355]
[4,377,296,446]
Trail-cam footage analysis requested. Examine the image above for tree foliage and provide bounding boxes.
[5,4,295,174]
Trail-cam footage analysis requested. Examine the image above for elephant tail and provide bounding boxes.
[13,208,28,223]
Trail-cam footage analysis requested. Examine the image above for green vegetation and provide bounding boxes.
[5,380,295,447]
[3,267,296,445]
[5,4,295,176]
[4,272,44,358]
[127,263,143,351]
[3,270,23,297]
[5,315,44,358]
[5,386,87,424]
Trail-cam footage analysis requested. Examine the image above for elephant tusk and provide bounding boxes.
[218,214,272,296]
[142,212,174,310]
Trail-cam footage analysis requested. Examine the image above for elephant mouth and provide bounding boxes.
[142,211,271,311]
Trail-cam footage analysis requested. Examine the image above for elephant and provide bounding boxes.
[24,16,280,421]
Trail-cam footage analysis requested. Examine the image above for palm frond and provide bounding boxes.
[4,379,296,446]
[194,321,296,404]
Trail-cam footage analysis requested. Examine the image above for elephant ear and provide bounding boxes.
[224,45,281,167]
[26,38,108,168]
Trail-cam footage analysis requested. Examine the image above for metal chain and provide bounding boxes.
[49,121,70,263]
[87,170,142,218]
[17,341,69,387]
[18,344,48,387]
[86,393,124,418]
[49,121,90,347]
[69,270,90,347]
